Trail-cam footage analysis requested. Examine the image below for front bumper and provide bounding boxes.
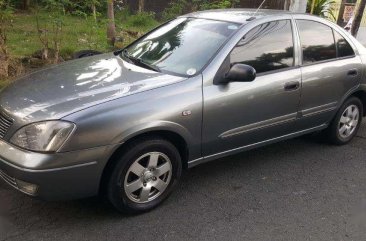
[0,139,120,200]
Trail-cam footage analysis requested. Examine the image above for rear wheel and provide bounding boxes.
[107,137,182,213]
[326,97,363,145]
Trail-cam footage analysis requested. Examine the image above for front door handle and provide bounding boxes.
[347,69,358,77]
[284,81,300,91]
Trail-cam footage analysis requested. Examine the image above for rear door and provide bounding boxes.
[295,19,363,129]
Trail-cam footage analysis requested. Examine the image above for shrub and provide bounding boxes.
[162,0,239,20]
[59,46,75,60]
[162,0,190,21]
[125,12,158,28]
[201,0,239,10]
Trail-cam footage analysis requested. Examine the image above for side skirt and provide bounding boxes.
[188,124,328,168]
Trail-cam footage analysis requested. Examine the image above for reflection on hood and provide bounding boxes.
[0,53,186,122]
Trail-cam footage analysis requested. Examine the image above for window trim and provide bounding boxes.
[294,19,357,67]
[255,65,300,77]
[224,19,296,78]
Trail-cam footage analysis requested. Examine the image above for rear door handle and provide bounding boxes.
[284,81,300,91]
[347,69,358,77]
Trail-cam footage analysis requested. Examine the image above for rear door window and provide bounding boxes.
[296,20,336,64]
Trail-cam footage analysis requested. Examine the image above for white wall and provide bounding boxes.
[289,0,307,13]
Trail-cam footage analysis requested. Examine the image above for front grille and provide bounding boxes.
[0,169,17,188]
[0,113,13,139]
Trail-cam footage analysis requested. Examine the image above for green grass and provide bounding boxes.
[7,10,160,59]
[0,79,10,90]
[0,10,160,89]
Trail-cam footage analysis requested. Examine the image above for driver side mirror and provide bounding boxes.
[224,64,256,83]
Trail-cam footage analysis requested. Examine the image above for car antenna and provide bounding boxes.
[246,0,266,21]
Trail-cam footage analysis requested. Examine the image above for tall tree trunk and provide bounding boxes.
[0,29,9,78]
[92,3,97,22]
[23,0,31,10]
[138,0,144,13]
[351,0,366,37]
[337,0,347,25]
[0,57,9,78]
[107,0,116,45]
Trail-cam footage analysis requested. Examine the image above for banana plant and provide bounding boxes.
[308,0,336,20]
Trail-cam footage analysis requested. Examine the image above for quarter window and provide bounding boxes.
[230,20,294,74]
[297,20,336,64]
[334,31,355,58]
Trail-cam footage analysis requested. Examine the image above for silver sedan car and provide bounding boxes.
[1,9,366,213]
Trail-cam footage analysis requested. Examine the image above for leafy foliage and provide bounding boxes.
[201,0,239,9]
[162,0,239,20]
[7,0,105,18]
[125,11,158,28]
[0,1,13,56]
[162,0,190,21]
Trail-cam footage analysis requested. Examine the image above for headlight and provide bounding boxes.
[10,121,75,152]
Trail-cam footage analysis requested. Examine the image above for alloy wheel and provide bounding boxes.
[338,104,359,139]
[123,152,172,204]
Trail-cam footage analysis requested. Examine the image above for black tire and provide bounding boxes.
[326,97,363,145]
[73,50,102,59]
[107,137,182,214]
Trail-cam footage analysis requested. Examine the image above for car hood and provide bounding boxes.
[0,53,186,123]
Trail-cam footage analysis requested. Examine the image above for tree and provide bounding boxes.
[34,0,64,63]
[85,0,101,22]
[0,0,12,78]
[107,0,116,45]
[23,0,30,10]
[91,1,97,21]
[310,0,316,13]
[351,0,366,37]
[138,0,144,13]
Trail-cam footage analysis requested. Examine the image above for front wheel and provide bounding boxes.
[326,97,363,145]
[107,137,182,213]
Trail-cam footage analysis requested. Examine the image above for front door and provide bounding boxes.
[202,20,301,157]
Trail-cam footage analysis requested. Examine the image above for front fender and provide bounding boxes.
[61,76,203,161]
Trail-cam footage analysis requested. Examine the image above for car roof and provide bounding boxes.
[182,8,304,24]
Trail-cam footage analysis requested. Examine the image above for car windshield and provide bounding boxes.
[123,18,240,76]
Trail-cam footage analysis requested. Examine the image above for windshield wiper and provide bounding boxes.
[113,49,124,56]
[122,50,161,73]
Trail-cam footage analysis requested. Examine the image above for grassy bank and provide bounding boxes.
[8,10,159,59]
[0,10,159,88]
